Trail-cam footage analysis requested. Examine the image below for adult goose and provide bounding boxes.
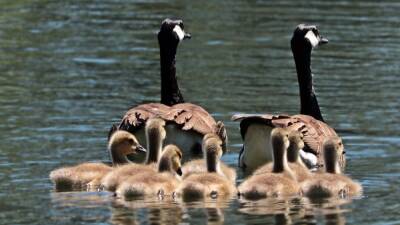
[110,19,227,162]
[232,24,343,172]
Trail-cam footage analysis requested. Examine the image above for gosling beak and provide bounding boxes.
[319,37,329,45]
[176,168,183,176]
[136,145,147,153]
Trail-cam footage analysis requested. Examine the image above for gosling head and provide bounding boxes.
[271,128,290,151]
[158,18,191,48]
[202,133,224,173]
[145,117,167,140]
[287,131,305,163]
[145,117,167,164]
[158,145,183,177]
[323,137,344,174]
[270,128,291,172]
[108,130,146,165]
[203,133,224,159]
[291,24,328,51]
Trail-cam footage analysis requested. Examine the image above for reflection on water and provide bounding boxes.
[238,196,352,225]
[1,0,400,224]
[50,192,355,224]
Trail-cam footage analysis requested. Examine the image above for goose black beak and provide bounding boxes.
[176,168,183,176]
[184,33,191,40]
[136,145,147,153]
[319,37,329,45]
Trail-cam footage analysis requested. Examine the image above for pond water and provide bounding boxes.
[0,0,399,224]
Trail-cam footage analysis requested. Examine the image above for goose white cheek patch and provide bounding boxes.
[305,30,319,47]
[173,25,185,41]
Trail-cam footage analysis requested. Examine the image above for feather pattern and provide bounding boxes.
[117,103,227,150]
[232,113,343,168]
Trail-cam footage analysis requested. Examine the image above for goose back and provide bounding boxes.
[116,103,227,162]
[232,114,343,171]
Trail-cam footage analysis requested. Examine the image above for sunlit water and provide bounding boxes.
[0,0,399,224]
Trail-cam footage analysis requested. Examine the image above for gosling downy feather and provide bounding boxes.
[108,19,227,162]
[232,24,343,172]
[253,131,311,182]
[116,145,183,199]
[301,138,362,198]
[238,128,300,200]
[49,131,145,191]
[101,118,166,192]
[177,134,236,201]
[182,133,236,183]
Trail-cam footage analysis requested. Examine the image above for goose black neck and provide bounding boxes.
[159,39,184,106]
[292,43,324,122]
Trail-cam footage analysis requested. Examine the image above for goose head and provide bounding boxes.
[158,145,183,178]
[323,137,344,174]
[108,130,146,165]
[202,133,224,174]
[158,19,191,48]
[291,24,328,51]
[287,131,305,163]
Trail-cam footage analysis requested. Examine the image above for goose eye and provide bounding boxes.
[179,21,184,29]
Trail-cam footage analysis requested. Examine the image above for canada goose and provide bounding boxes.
[116,145,183,199]
[238,128,300,200]
[253,131,311,182]
[232,24,343,172]
[301,137,362,198]
[108,19,227,162]
[177,134,236,200]
[181,133,236,183]
[101,117,166,192]
[49,131,146,191]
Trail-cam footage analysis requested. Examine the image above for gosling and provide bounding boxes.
[253,130,311,182]
[177,134,236,201]
[116,145,183,199]
[101,117,166,191]
[49,130,146,191]
[238,128,300,200]
[181,133,236,183]
[301,137,362,198]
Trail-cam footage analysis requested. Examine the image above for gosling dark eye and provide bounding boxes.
[128,139,134,145]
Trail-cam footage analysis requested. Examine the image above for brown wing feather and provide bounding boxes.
[232,113,343,167]
[162,103,217,135]
[117,103,228,150]
[118,103,170,132]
